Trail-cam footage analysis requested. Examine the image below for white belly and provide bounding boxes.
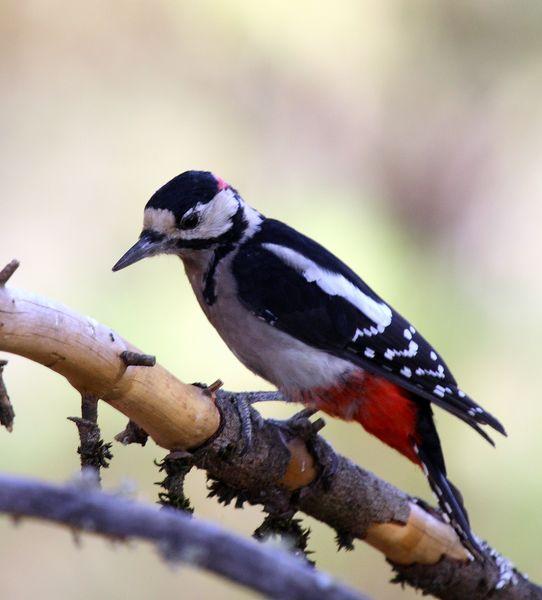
[183,252,356,393]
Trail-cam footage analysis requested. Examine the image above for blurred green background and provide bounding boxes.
[1,1,542,598]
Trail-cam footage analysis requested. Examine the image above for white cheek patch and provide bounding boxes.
[262,244,393,330]
[181,189,240,240]
[143,208,176,235]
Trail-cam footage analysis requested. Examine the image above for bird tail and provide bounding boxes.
[415,405,482,559]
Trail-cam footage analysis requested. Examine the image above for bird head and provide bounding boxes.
[113,170,257,272]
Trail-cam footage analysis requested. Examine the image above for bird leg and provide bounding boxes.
[225,391,282,456]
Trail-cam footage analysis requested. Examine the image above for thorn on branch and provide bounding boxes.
[156,451,194,513]
[120,351,156,367]
[204,379,223,395]
[0,359,15,432]
[207,477,250,510]
[115,419,149,446]
[335,530,355,552]
[68,394,112,484]
[253,512,314,566]
[0,260,20,286]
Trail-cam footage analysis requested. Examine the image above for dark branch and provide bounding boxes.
[68,394,112,483]
[0,359,15,432]
[115,419,149,446]
[192,392,541,600]
[156,451,194,513]
[0,473,367,600]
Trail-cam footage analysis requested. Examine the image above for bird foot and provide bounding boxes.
[228,393,267,457]
[194,386,275,457]
[269,407,325,442]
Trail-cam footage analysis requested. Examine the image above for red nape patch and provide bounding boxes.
[213,174,229,191]
[298,371,421,465]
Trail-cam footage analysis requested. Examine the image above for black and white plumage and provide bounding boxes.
[113,170,506,557]
[233,219,503,441]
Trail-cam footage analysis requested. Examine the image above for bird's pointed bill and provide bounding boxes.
[112,233,164,272]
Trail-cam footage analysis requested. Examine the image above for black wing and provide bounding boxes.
[233,220,505,440]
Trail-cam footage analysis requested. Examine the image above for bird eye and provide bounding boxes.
[180,213,199,230]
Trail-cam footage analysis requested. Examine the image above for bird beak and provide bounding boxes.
[112,232,164,272]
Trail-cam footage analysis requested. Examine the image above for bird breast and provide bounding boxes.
[181,250,356,395]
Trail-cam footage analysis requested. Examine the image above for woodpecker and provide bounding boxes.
[113,170,505,556]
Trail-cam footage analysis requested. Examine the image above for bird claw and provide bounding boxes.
[231,394,256,457]
[270,407,325,442]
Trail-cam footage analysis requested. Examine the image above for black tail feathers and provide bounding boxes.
[430,385,506,445]
[418,447,482,558]
[415,405,483,559]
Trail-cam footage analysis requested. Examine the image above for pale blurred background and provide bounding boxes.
[1,1,542,599]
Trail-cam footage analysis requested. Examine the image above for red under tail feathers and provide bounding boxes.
[300,371,421,464]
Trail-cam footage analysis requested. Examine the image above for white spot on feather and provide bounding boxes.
[415,365,445,379]
[384,341,418,360]
[401,366,412,378]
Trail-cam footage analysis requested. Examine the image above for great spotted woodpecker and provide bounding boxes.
[113,170,505,556]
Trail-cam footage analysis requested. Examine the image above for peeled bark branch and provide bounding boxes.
[0,270,220,450]
[0,263,540,599]
[0,473,366,600]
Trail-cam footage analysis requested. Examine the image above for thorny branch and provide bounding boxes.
[192,392,541,600]
[0,360,15,432]
[115,419,149,446]
[68,393,112,484]
[1,260,541,599]
[0,259,19,433]
[0,473,366,600]
[156,451,195,513]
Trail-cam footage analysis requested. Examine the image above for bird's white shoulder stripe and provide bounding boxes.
[262,243,392,329]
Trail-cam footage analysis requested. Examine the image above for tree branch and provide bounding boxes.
[0,261,540,599]
[0,473,366,600]
[68,393,112,484]
[0,359,15,431]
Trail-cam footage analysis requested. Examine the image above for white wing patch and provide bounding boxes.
[262,243,393,333]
